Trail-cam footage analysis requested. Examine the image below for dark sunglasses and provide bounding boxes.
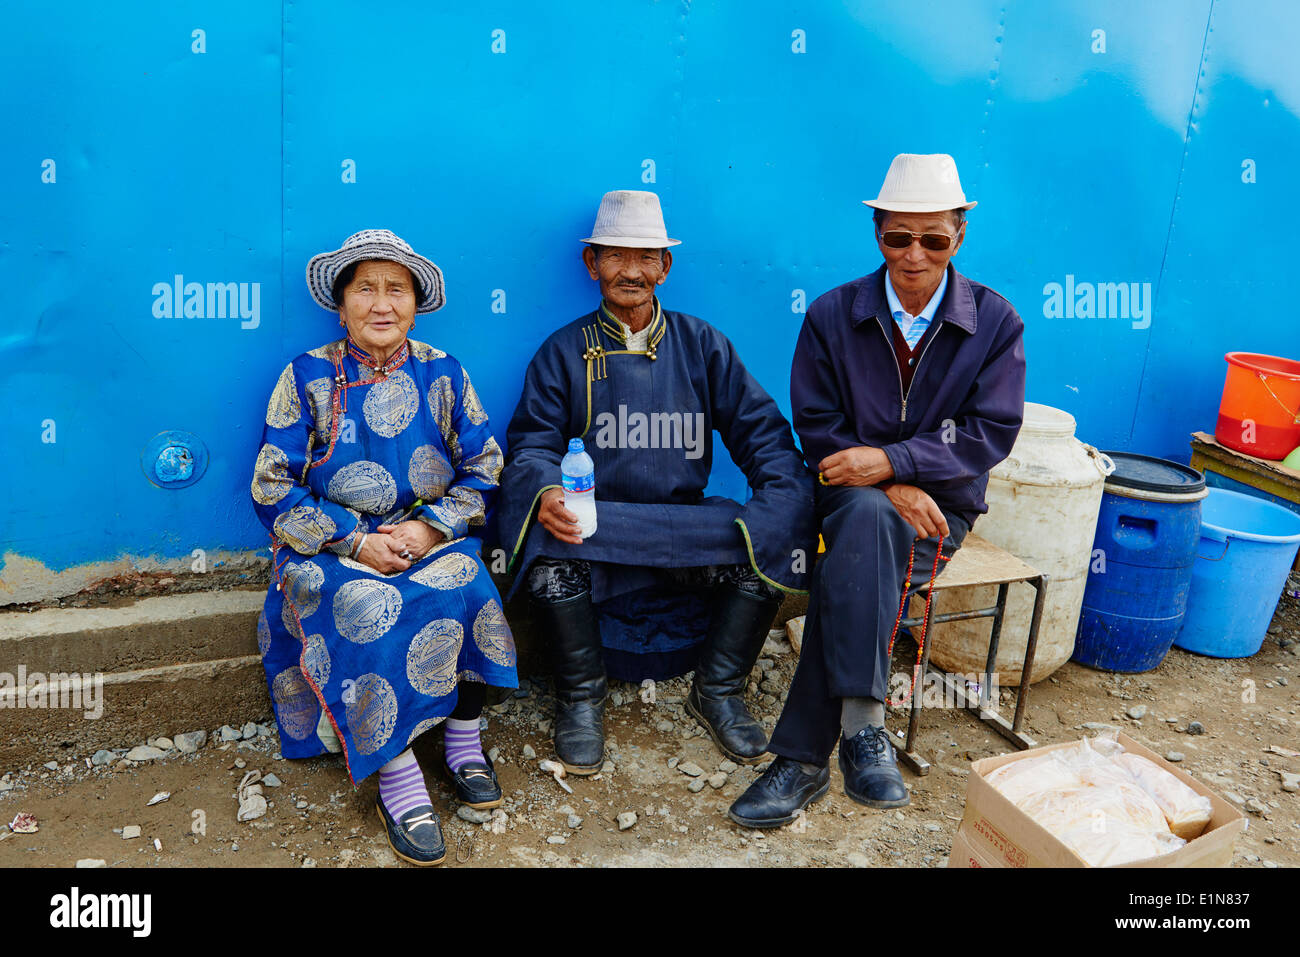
[879,229,956,251]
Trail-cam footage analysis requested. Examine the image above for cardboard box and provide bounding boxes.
[951,731,1246,868]
[948,827,997,868]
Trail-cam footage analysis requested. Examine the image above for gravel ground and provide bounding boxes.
[2,593,1297,869]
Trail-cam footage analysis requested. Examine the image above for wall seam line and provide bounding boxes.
[1126,0,1216,447]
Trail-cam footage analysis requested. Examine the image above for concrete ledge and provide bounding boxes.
[0,656,267,768]
[0,589,265,674]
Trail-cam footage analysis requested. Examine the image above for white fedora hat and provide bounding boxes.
[863,153,977,214]
[582,190,681,248]
[306,228,446,314]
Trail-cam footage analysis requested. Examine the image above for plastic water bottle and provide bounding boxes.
[560,437,597,539]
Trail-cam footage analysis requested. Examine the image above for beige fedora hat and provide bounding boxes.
[863,153,977,213]
[582,189,681,248]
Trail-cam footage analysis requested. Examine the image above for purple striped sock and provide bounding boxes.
[378,749,431,821]
[444,717,485,772]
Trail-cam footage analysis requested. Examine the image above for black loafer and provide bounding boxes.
[376,801,446,866]
[839,725,909,809]
[442,754,503,810]
[727,756,830,829]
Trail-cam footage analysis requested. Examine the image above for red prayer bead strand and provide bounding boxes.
[885,535,951,707]
[270,538,292,588]
[311,341,409,474]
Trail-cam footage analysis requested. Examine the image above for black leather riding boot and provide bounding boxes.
[686,584,782,764]
[533,592,607,775]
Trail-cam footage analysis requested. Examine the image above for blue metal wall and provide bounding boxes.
[2,1,1295,597]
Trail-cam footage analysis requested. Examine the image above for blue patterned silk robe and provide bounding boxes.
[250,337,517,784]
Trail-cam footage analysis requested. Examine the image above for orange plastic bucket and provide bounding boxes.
[1215,352,1300,460]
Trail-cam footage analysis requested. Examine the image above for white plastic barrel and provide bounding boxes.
[923,403,1114,685]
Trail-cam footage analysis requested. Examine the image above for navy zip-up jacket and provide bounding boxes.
[791,263,1026,527]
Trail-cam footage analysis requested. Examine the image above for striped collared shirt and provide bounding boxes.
[884,269,948,349]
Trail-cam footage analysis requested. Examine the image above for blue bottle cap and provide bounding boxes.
[568,438,585,453]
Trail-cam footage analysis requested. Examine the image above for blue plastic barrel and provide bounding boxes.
[1175,488,1300,658]
[1073,453,1207,672]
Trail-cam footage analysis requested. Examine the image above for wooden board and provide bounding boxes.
[1190,431,1300,506]
[924,533,1041,591]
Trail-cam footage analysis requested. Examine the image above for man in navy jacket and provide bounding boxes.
[730,154,1026,827]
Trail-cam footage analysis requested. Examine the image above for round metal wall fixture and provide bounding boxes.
[141,431,209,489]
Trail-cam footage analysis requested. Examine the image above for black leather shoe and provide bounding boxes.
[687,585,782,764]
[728,756,831,829]
[376,801,446,866]
[442,754,503,810]
[839,725,909,808]
[532,592,607,775]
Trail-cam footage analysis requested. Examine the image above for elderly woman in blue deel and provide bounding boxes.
[250,229,518,866]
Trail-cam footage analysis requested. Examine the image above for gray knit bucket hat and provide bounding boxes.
[306,228,446,314]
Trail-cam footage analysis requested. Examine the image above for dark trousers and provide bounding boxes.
[767,485,968,765]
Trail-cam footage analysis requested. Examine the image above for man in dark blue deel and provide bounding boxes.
[730,154,1026,827]
[498,190,817,777]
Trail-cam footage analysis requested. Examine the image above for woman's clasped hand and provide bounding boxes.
[354,520,445,573]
